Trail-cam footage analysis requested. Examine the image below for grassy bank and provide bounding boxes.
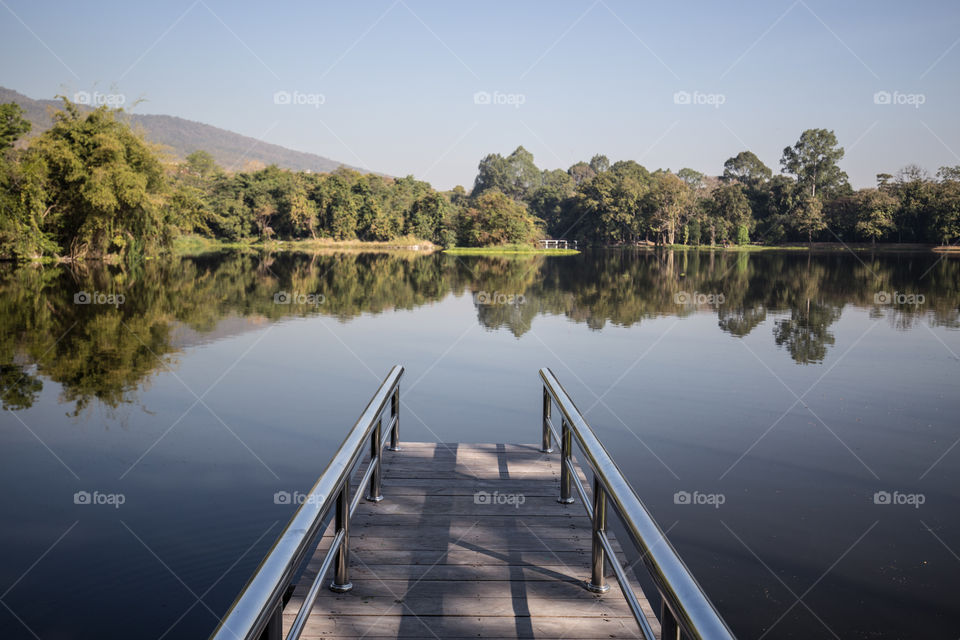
[444,244,579,256]
[173,235,438,256]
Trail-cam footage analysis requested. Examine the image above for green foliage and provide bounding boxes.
[567,161,596,186]
[589,154,610,174]
[792,194,827,242]
[472,146,542,201]
[0,103,31,150]
[780,129,849,199]
[721,151,772,189]
[710,184,752,244]
[736,224,750,245]
[564,161,651,245]
[3,111,958,259]
[853,189,897,243]
[647,171,693,245]
[8,99,171,259]
[458,190,541,246]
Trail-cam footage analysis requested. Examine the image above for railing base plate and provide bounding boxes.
[366,494,384,502]
[557,497,575,504]
[329,582,353,593]
[586,582,611,594]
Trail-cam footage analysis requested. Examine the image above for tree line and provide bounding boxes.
[1,98,958,261]
[0,99,540,260]
[476,135,960,247]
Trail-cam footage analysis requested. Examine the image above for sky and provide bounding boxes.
[1,0,959,190]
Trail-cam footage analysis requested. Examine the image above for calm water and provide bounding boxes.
[0,249,958,639]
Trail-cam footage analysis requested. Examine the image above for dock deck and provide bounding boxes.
[285,442,659,639]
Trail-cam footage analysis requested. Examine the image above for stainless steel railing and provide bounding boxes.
[209,365,404,640]
[539,367,736,640]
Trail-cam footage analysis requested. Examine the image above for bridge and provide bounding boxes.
[209,366,734,640]
[536,239,577,250]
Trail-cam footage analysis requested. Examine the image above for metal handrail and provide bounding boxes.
[539,367,736,640]
[209,365,404,640]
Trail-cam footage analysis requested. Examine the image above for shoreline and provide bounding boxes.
[7,238,956,263]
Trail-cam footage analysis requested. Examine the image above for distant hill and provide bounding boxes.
[0,86,364,174]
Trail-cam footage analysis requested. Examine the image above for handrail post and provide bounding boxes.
[558,418,574,504]
[367,418,384,502]
[388,386,401,451]
[541,387,553,453]
[259,603,281,640]
[330,477,353,592]
[661,602,682,640]
[587,475,611,593]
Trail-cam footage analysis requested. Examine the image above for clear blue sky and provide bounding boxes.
[2,0,958,189]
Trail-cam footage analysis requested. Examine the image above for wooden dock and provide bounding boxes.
[284,442,659,639]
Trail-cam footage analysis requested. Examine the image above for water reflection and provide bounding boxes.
[1,249,957,411]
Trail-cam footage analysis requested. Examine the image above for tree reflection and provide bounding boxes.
[0,249,956,411]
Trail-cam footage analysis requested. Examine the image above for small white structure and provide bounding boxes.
[537,239,577,250]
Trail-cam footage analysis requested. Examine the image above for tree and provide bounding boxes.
[677,168,705,190]
[564,161,651,245]
[26,100,170,258]
[646,172,692,245]
[184,150,218,179]
[0,103,31,150]
[589,154,610,174]
[792,193,826,242]
[710,183,752,244]
[567,161,596,186]
[890,166,934,242]
[721,151,772,189]
[780,129,849,199]
[853,189,897,244]
[937,166,960,182]
[931,169,960,244]
[473,153,511,198]
[528,169,574,236]
[458,190,540,246]
[472,146,541,201]
[406,191,447,242]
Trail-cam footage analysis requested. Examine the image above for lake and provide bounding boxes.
[0,249,957,639]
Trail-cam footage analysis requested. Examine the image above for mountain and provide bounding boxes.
[0,86,363,174]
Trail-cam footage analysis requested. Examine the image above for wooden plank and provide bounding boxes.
[293,579,615,600]
[286,614,642,639]
[288,595,632,617]
[362,495,582,516]
[305,548,591,568]
[349,514,585,528]
[299,564,593,583]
